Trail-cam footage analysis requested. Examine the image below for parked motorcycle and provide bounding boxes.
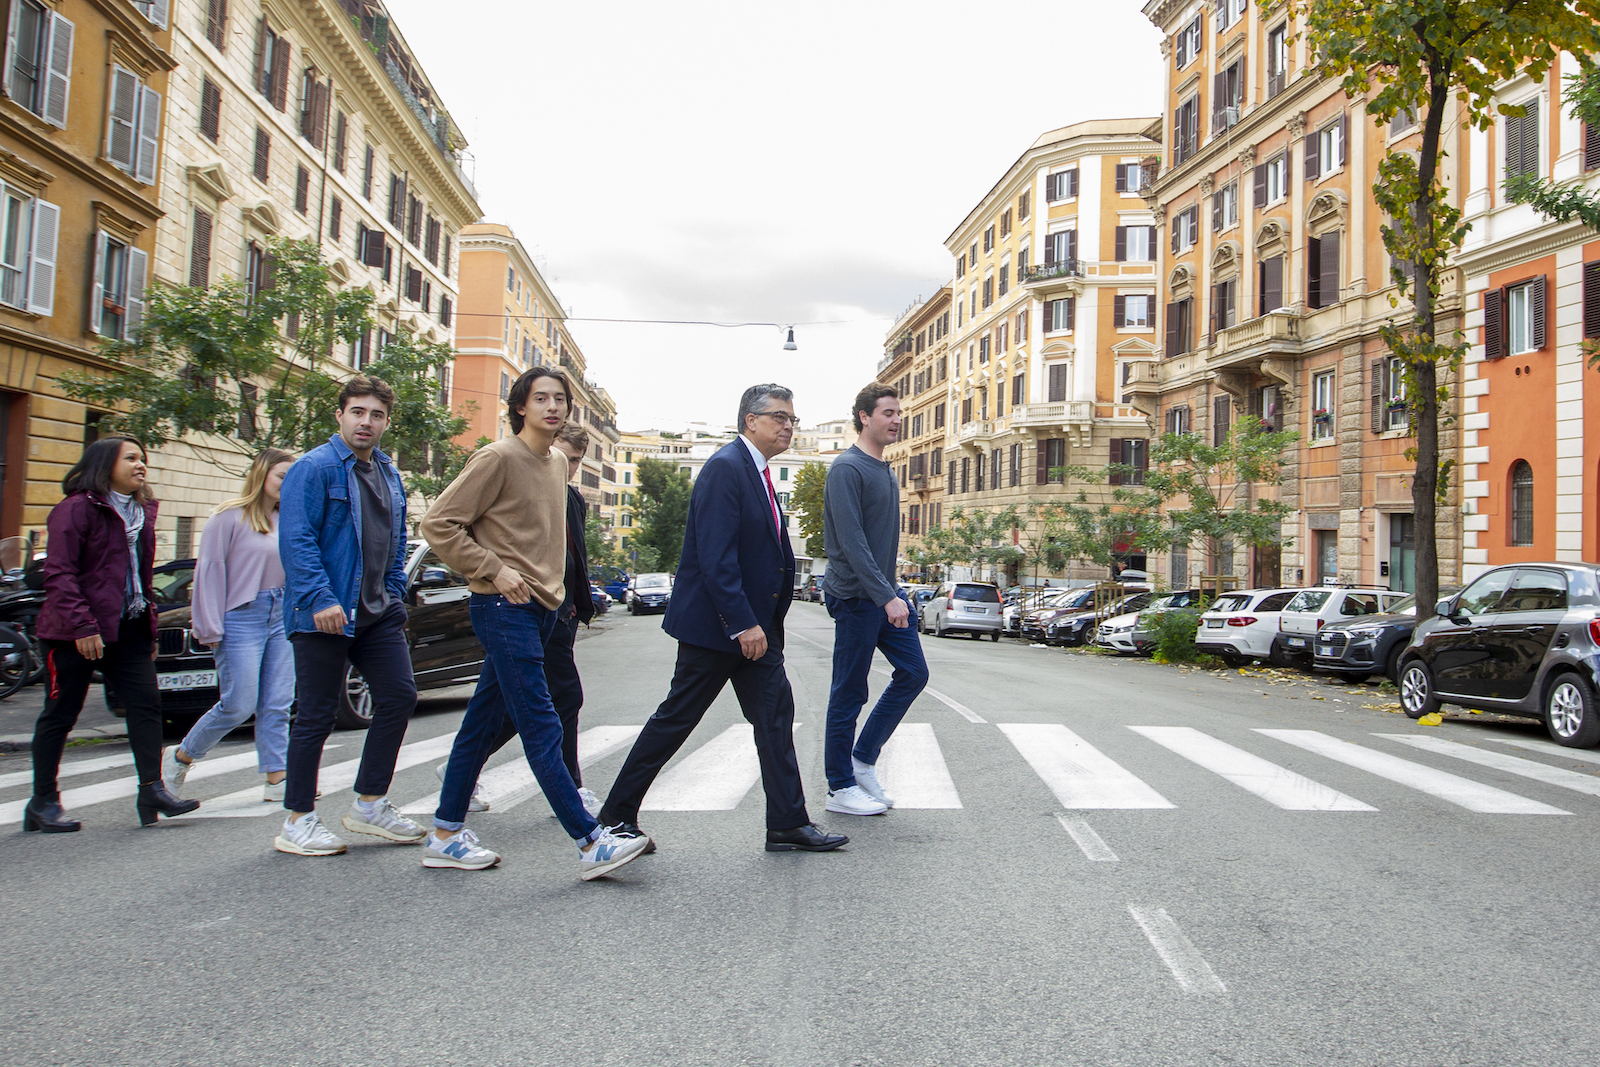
[0,536,46,686]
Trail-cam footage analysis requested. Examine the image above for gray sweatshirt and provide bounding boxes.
[821,444,899,605]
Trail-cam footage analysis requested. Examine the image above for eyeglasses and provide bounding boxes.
[756,412,799,427]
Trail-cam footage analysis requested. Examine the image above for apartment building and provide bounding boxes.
[941,117,1161,583]
[793,418,850,454]
[0,1,174,541]
[1138,0,1465,592]
[880,287,951,560]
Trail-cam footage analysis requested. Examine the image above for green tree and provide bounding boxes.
[790,461,828,558]
[584,511,623,571]
[634,456,692,574]
[920,505,1024,578]
[1303,0,1600,620]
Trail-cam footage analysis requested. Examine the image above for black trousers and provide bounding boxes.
[33,617,161,797]
[487,612,582,783]
[599,630,809,832]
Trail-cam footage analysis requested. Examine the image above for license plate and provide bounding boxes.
[158,670,217,691]
[1287,637,1307,648]
[1206,619,1223,628]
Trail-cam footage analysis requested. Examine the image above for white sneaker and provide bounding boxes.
[578,826,651,881]
[274,812,347,856]
[423,828,501,870]
[825,785,889,816]
[852,758,895,809]
[161,747,190,795]
[262,778,285,803]
[342,798,427,843]
[436,762,489,812]
[577,787,603,818]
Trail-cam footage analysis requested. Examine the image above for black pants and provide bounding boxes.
[599,630,809,831]
[284,602,416,813]
[33,617,161,797]
[488,612,583,783]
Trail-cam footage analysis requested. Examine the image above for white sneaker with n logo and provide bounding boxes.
[578,826,651,881]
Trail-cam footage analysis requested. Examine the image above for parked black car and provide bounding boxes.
[1397,563,1600,746]
[1313,588,1460,683]
[628,573,673,615]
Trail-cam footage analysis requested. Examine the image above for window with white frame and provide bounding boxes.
[1119,225,1153,262]
[0,183,58,315]
[131,2,169,29]
[1315,121,1344,179]
[90,231,146,341]
[1507,279,1540,355]
[6,1,72,127]
[1262,153,1288,203]
[1216,0,1247,31]
[1311,370,1335,441]
[1174,16,1201,68]
[105,65,162,185]
[1386,357,1407,429]
[1213,181,1238,231]
[1266,23,1289,98]
[1172,206,1199,253]
[1115,293,1152,328]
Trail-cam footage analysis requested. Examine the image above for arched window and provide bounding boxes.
[1510,461,1534,546]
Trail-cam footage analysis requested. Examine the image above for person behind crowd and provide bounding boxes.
[420,366,648,878]
[26,437,200,831]
[273,376,427,856]
[161,449,297,803]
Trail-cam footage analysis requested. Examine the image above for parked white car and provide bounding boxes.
[1194,588,1308,666]
[1272,586,1411,665]
[1097,589,1206,654]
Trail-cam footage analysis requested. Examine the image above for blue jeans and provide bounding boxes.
[823,592,929,791]
[179,589,293,773]
[435,594,600,843]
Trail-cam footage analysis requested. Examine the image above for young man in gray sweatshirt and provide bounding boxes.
[820,383,929,816]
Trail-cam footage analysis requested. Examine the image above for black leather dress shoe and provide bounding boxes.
[23,795,80,833]
[765,823,848,852]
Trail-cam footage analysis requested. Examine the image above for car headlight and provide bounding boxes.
[1343,626,1383,640]
[1112,623,1135,633]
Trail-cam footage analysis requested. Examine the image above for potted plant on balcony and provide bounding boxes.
[1312,407,1332,427]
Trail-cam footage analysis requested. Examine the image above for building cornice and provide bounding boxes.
[0,109,163,222]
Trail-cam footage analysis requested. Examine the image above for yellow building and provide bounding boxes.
[880,287,951,576]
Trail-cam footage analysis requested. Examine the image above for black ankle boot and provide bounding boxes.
[23,794,81,833]
[137,781,200,826]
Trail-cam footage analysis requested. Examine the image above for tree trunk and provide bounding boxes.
[1410,71,1451,622]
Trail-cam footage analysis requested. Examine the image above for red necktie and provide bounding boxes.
[762,466,781,534]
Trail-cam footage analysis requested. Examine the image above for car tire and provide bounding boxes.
[1398,660,1439,720]
[1268,641,1298,668]
[335,665,374,730]
[1385,644,1404,684]
[934,616,945,638]
[990,630,1000,642]
[1337,670,1371,684]
[1544,672,1600,748]
[1219,650,1250,668]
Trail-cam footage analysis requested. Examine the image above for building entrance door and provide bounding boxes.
[1316,530,1338,584]
[1253,543,1281,588]
[1388,514,1416,592]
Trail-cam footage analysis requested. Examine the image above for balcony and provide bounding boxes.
[1210,310,1302,368]
[1012,401,1095,447]
[957,420,994,445]
[1021,260,1084,285]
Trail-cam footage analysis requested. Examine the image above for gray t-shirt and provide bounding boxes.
[352,458,393,626]
[821,444,899,605]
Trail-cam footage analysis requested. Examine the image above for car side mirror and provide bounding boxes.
[412,567,453,593]
[1435,597,1467,623]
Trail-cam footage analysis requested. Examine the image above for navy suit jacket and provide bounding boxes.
[663,438,795,653]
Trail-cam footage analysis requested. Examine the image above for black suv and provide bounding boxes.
[1397,563,1600,746]
[1313,588,1460,683]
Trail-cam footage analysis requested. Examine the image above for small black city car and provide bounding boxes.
[1397,563,1600,746]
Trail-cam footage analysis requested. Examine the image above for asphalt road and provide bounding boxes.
[3,603,1599,1067]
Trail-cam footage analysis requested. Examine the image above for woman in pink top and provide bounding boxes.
[161,449,296,802]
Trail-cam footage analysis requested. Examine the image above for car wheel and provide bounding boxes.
[1219,650,1250,668]
[934,616,945,638]
[990,630,1000,642]
[1545,673,1600,747]
[1398,660,1439,720]
[1337,670,1371,684]
[335,665,374,730]
[1385,644,1404,684]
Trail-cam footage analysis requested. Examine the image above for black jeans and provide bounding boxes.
[284,602,416,813]
[33,617,161,797]
[599,630,809,832]
[487,612,583,783]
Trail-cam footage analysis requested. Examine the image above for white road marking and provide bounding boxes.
[1130,726,1375,811]
[1257,729,1571,815]
[641,723,803,811]
[399,724,643,815]
[1054,814,1119,861]
[998,723,1174,809]
[874,723,962,808]
[1128,905,1227,994]
[0,748,265,826]
[0,751,134,790]
[1492,737,1600,766]
[871,666,987,724]
[1380,734,1600,798]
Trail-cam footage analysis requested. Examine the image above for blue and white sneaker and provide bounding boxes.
[423,828,500,870]
[578,825,651,881]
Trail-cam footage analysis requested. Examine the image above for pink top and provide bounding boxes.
[189,507,286,645]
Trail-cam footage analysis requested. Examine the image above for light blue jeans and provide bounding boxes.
[179,588,294,773]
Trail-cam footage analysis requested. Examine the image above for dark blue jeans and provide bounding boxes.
[823,592,929,791]
[434,594,599,843]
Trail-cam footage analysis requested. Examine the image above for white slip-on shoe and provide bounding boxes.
[852,758,895,809]
[825,785,889,816]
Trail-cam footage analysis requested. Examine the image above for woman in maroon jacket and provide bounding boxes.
[26,437,200,831]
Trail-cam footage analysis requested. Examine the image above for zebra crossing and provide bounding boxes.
[5,719,1600,828]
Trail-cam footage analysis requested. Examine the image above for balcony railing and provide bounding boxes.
[957,420,993,443]
[1011,401,1094,428]
[1021,260,1084,284]
[1212,310,1301,360]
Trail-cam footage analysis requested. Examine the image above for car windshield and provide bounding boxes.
[953,584,1001,603]
[1385,594,1417,616]
[153,565,194,606]
[1285,590,1332,613]
[636,575,670,590]
[1210,594,1250,614]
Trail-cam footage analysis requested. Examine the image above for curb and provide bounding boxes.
[0,723,128,753]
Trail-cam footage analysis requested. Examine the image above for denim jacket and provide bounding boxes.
[280,434,408,637]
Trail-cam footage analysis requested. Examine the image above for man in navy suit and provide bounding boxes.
[599,384,847,853]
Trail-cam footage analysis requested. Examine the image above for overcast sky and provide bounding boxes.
[384,1,1164,431]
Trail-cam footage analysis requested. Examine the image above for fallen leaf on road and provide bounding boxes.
[1311,696,1326,701]
[1417,712,1444,726]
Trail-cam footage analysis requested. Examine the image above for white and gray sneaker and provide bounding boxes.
[160,746,190,795]
[578,826,651,881]
[342,798,427,843]
[852,758,895,809]
[577,787,603,818]
[825,785,888,816]
[435,762,489,812]
[262,778,285,803]
[274,812,347,856]
[423,828,501,870]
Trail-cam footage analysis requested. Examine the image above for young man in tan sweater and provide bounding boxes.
[418,367,649,881]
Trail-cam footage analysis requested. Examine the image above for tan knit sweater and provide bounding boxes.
[419,437,567,609]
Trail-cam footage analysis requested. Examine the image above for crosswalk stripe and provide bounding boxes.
[875,723,961,808]
[0,751,134,791]
[398,724,643,816]
[641,723,803,811]
[1055,814,1119,861]
[0,748,266,827]
[1257,729,1571,814]
[1130,726,1375,811]
[1492,737,1600,766]
[998,723,1174,809]
[1379,734,1600,798]
[1128,906,1227,995]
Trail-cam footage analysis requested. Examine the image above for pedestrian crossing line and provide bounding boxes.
[178,733,459,819]
[1492,737,1600,766]
[1257,729,1571,815]
[875,723,962,808]
[0,751,134,791]
[998,724,1174,809]
[398,724,644,816]
[1379,734,1600,799]
[1128,905,1227,995]
[1130,727,1376,812]
[641,723,802,811]
[0,748,266,827]
[1055,815,1119,861]
[869,666,988,724]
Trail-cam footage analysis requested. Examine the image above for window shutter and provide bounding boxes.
[1261,255,1283,313]
[1109,440,1124,485]
[1165,302,1179,353]
[106,67,138,171]
[1307,236,1322,307]
[1370,360,1383,433]
[1115,164,1128,193]
[1483,287,1504,359]
[189,208,212,288]
[1531,274,1547,350]
[1304,128,1320,180]
[1212,71,1224,127]
[1064,297,1075,331]
[1338,111,1349,165]
[362,228,386,268]
[1066,230,1077,263]
[255,18,269,94]
[1584,261,1600,338]
[135,86,160,185]
[407,265,423,302]
[295,166,310,214]
[42,13,73,128]
[311,81,330,148]
[1114,226,1127,261]
[88,233,106,335]
[253,126,270,181]
[1064,170,1077,198]
[270,37,290,111]
[1042,299,1053,332]
[1212,193,1223,232]
[1114,294,1126,327]
[1319,231,1340,306]
[126,247,148,337]
[199,78,221,142]
[206,0,228,50]
[1213,394,1231,445]
[1587,123,1600,172]
[1172,221,1180,255]
[25,198,59,316]
[1253,163,1267,204]
[1045,174,1058,203]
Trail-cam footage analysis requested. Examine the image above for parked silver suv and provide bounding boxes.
[922,581,1003,640]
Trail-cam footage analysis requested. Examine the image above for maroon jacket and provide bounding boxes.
[37,491,160,642]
